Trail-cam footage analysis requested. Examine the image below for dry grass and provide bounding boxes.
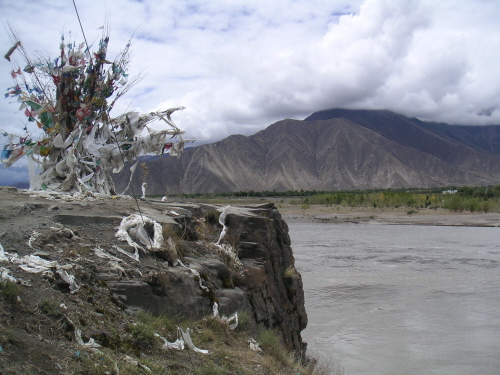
[284,265,300,279]
[1,252,333,375]
[195,219,220,243]
[72,310,331,375]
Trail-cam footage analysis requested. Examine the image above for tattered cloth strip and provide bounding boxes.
[154,327,209,354]
[213,205,242,267]
[56,269,80,294]
[154,332,184,351]
[115,214,163,250]
[209,205,243,270]
[120,161,139,195]
[216,205,230,245]
[180,327,209,354]
[0,267,16,283]
[14,255,57,273]
[4,41,21,61]
[1,244,79,293]
[94,246,133,277]
[27,227,77,250]
[64,315,101,350]
[248,338,263,352]
[74,328,101,348]
[113,245,140,262]
[212,302,238,330]
[94,246,127,264]
[177,259,209,292]
[28,231,42,249]
[0,244,8,263]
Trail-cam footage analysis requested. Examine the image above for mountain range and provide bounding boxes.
[113,109,500,195]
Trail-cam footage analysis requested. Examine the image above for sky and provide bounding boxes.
[2,0,500,184]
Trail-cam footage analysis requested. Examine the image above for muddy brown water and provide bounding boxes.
[290,222,500,375]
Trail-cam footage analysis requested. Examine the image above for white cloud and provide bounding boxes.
[1,0,500,166]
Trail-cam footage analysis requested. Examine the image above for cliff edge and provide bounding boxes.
[0,187,309,374]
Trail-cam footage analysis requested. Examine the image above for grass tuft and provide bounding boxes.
[39,300,62,317]
[284,265,299,279]
[0,280,20,302]
[236,310,251,331]
[257,327,290,366]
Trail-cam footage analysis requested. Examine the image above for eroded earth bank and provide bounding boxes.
[0,187,310,374]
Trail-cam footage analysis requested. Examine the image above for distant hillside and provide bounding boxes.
[113,109,500,194]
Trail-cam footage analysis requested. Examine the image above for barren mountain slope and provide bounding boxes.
[113,110,500,194]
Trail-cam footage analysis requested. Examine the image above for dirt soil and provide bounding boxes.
[0,188,231,374]
[0,187,181,374]
[278,205,500,227]
[0,187,318,375]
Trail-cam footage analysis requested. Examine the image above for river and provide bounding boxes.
[289,222,500,375]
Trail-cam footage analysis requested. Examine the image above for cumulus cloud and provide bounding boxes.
[1,0,500,183]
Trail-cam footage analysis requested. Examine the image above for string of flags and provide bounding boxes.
[2,29,190,194]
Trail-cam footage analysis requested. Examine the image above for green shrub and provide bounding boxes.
[257,327,289,365]
[39,300,62,317]
[128,322,155,341]
[0,281,20,301]
[205,210,221,225]
[258,327,281,349]
[236,310,251,331]
[0,326,16,344]
[481,200,491,213]
[195,363,226,375]
[129,310,177,341]
[443,195,464,212]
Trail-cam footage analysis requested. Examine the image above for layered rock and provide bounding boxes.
[105,202,308,354]
[227,203,307,353]
[0,188,307,355]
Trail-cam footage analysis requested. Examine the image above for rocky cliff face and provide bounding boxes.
[105,202,308,354]
[225,203,307,353]
[0,188,307,357]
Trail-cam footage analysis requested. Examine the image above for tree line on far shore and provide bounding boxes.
[162,185,500,213]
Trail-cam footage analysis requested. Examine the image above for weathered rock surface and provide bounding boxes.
[0,187,307,355]
[226,203,307,352]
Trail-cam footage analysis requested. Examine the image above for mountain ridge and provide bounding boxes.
[113,109,500,194]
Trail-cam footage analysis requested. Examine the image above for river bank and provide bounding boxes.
[278,205,500,227]
[0,187,317,375]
